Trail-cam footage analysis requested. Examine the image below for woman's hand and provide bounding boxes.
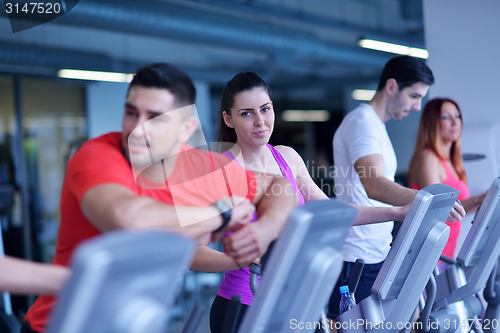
[222,222,270,266]
[250,257,261,267]
[446,201,466,223]
[235,257,261,269]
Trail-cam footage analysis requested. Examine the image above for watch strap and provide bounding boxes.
[212,200,232,233]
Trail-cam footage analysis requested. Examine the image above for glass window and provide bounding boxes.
[22,77,86,262]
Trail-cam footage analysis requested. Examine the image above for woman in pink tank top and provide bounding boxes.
[191,72,412,332]
[408,98,486,259]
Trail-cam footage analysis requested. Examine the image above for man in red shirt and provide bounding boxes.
[21,63,296,333]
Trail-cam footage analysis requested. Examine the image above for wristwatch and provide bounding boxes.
[212,200,232,233]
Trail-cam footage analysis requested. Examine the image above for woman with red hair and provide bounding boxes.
[408,98,486,259]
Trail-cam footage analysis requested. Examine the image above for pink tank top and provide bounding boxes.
[217,144,305,305]
[409,156,470,258]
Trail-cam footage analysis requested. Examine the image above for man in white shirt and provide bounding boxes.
[328,55,465,318]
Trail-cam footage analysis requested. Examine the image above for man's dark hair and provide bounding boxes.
[129,63,196,107]
[377,55,434,91]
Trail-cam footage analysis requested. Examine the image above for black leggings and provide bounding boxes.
[209,295,249,333]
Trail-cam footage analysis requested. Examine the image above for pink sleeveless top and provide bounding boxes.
[410,156,470,258]
[217,144,305,305]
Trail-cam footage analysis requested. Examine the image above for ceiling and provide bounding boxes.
[0,0,425,108]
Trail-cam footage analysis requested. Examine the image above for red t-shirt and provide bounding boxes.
[24,132,256,332]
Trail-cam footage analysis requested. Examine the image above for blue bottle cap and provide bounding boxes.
[339,285,350,294]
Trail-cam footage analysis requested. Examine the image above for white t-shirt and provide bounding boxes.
[332,103,397,264]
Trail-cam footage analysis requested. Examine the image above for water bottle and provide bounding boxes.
[339,285,356,315]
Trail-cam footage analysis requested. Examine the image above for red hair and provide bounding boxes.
[409,98,467,184]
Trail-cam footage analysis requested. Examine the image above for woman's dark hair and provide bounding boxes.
[129,63,196,108]
[217,72,270,146]
[377,55,434,91]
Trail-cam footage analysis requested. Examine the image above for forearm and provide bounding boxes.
[190,246,239,272]
[222,176,297,265]
[82,185,223,239]
[0,257,70,295]
[461,194,485,214]
[353,205,405,225]
[115,198,222,238]
[254,176,298,241]
[300,181,329,202]
[363,177,417,206]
